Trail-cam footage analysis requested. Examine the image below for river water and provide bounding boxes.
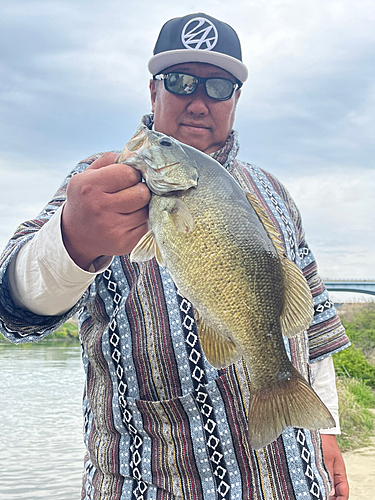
[0,341,86,499]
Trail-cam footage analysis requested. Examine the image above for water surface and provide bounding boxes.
[0,341,86,499]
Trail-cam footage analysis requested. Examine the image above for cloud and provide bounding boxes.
[0,161,64,249]
[232,0,375,173]
[280,166,375,279]
[0,0,374,291]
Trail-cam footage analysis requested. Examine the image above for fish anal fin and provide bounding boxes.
[245,191,314,337]
[248,366,335,450]
[130,230,158,263]
[197,313,239,369]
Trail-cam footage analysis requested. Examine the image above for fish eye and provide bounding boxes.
[159,138,173,147]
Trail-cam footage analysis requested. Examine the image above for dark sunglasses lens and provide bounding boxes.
[205,79,234,100]
[166,73,198,95]
[163,73,236,100]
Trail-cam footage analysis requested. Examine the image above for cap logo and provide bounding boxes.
[181,17,218,51]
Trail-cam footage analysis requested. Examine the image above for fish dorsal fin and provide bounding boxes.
[245,191,313,337]
[196,312,240,369]
[169,199,195,234]
[245,192,285,254]
[130,230,164,266]
[279,258,314,337]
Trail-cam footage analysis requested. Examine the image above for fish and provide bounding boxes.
[120,124,335,450]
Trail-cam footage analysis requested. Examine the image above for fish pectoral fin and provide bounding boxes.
[279,258,314,337]
[167,199,195,234]
[196,313,239,369]
[245,191,313,337]
[154,244,165,267]
[130,230,163,265]
[247,365,335,450]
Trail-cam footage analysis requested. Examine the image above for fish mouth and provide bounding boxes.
[147,175,197,195]
[140,157,198,194]
[117,125,151,163]
[153,162,180,174]
[126,125,152,152]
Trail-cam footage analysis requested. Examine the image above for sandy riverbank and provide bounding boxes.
[343,434,375,499]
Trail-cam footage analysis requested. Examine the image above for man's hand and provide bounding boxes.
[321,434,349,500]
[62,152,151,270]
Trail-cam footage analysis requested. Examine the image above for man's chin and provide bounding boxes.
[176,128,214,153]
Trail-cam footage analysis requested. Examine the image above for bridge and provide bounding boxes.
[324,281,375,296]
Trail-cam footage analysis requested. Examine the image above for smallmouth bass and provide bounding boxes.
[121,125,335,449]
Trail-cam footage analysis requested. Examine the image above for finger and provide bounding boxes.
[333,474,349,500]
[118,206,150,232]
[100,164,144,193]
[79,163,143,193]
[87,152,120,170]
[105,212,150,256]
[125,220,151,254]
[107,183,151,214]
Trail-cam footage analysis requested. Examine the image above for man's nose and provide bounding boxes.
[186,84,210,115]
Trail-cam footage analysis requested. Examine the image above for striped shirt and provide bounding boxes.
[0,118,349,500]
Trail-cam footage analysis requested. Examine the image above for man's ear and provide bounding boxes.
[235,88,241,104]
[150,79,157,112]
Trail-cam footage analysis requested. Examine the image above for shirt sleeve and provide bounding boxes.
[0,152,108,343]
[310,356,341,434]
[264,170,350,362]
[7,204,112,316]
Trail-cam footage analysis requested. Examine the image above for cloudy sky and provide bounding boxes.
[1,0,374,301]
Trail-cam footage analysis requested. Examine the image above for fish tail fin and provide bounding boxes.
[248,366,335,450]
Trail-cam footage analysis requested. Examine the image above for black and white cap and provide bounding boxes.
[148,13,248,83]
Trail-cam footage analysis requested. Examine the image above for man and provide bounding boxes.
[0,13,350,500]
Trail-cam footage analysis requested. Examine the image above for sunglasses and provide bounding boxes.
[153,72,242,101]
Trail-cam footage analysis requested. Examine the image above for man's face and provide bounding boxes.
[150,62,241,154]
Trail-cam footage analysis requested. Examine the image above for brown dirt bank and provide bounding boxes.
[343,431,375,499]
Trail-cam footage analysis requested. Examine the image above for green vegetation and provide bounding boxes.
[334,302,375,388]
[0,320,79,344]
[334,345,375,387]
[48,321,79,340]
[333,302,375,451]
[342,302,375,363]
[336,378,375,451]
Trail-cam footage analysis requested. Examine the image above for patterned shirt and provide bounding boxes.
[0,118,349,500]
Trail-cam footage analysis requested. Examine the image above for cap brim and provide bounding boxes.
[148,49,248,83]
